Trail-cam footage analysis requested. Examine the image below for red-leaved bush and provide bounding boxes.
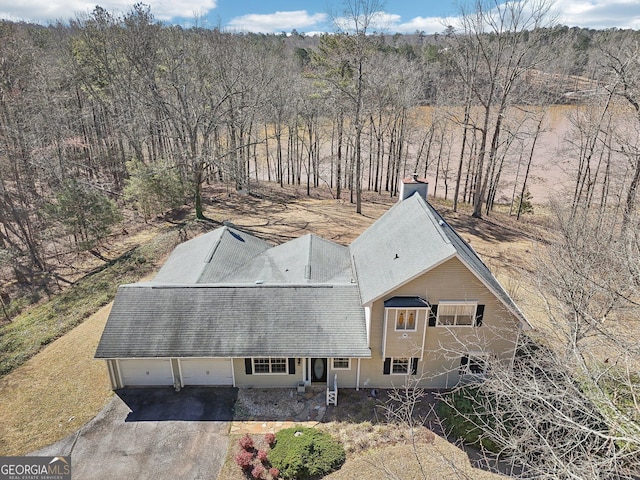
[257,449,268,463]
[264,433,276,446]
[239,434,255,451]
[269,467,280,479]
[234,450,254,470]
[251,464,265,479]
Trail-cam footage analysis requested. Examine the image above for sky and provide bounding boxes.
[0,0,638,33]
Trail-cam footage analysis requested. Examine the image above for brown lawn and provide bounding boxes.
[0,303,113,455]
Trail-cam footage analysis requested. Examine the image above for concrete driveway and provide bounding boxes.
[34,387,237,480]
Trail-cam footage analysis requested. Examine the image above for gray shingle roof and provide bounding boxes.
[153,227,271,284]
[422,201,530,327]
[95,284,369,359]
[350,192,529,327]
[350,194,456,305]
[383,296,430,308]
[220,234,353,284]
[97,192,528,362]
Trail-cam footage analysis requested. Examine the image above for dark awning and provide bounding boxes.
[383,296,430,308]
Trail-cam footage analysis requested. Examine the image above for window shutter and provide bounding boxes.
[245,358,253,375]
[411,358,419,375]
[459,355,468,374]
[475,305,485,326]
[428,305,438,327]
[288,358,296,375]
[383,358,391,375]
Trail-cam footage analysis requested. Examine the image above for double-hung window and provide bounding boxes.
[460,354,488,376]
[392,358,410,374]
[437,302,477,326]
[253,357,287,374]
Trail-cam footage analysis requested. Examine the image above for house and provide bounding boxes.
[95,178,530,391]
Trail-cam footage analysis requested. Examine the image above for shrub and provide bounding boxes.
[265,432,276,446]
[269,467,280,479]
[257,449,268,463]
[268,427,346,479]
[234,450,254,470]
[239,433,255,451]
[437,386,500,452]
[124,159,187,220]
[251,464,265,479]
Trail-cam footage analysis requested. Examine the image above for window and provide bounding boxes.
[332,358,350,370]
[395,309,417,331]
[384,358,418,375]
[460,355,488,376]
[253,357,287,374]
[392,358,410,374]
[437,302,477,326]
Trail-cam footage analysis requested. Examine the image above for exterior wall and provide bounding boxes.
[106,359,121,389]
[328,358,358,388]
[232,357,360,388]
[358,257,520,389]
[232,358,305,388]
[383,309,428,358]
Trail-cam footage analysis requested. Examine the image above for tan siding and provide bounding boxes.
[384,309,427,358]
[232,358,304,388]
[364,257,520,389]
[329,359,358,388]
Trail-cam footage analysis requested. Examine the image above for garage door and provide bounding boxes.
[118,359,174,386]
[180,359,233,386]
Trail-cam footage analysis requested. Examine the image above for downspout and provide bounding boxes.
[301,358,306,385]
[230,358,236,387]
[356,358,361,391]
[115,359,124,390]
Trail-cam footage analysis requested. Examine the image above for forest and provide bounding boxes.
[1,2,639,292]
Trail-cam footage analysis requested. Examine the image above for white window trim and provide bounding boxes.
[391,357,410,375]
[394,309,419,332]
[436,301,478,327]
[331,358,351,370]
[252,357,288,375]
[460,352,489,376]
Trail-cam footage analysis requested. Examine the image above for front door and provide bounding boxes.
[311,358,327,383]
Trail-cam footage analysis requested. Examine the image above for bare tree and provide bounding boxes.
[443,0,555,218]
[439,203,640,479]
[311,0,385,213]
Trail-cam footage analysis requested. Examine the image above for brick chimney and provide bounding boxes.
[399,174,429,202]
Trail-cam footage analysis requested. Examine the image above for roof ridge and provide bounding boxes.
[306,234,313,280]
[423,201,490,270]
[203,226,227,264]
[414,195,452,246]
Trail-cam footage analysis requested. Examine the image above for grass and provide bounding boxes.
[0,303,114,454]
[0,226,190,377]
[323,440,505,480]
[0,223,203,454]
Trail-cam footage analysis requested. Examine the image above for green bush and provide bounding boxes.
[437,386,500,452]
[268,427,345,479]
[124,159,187,220]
